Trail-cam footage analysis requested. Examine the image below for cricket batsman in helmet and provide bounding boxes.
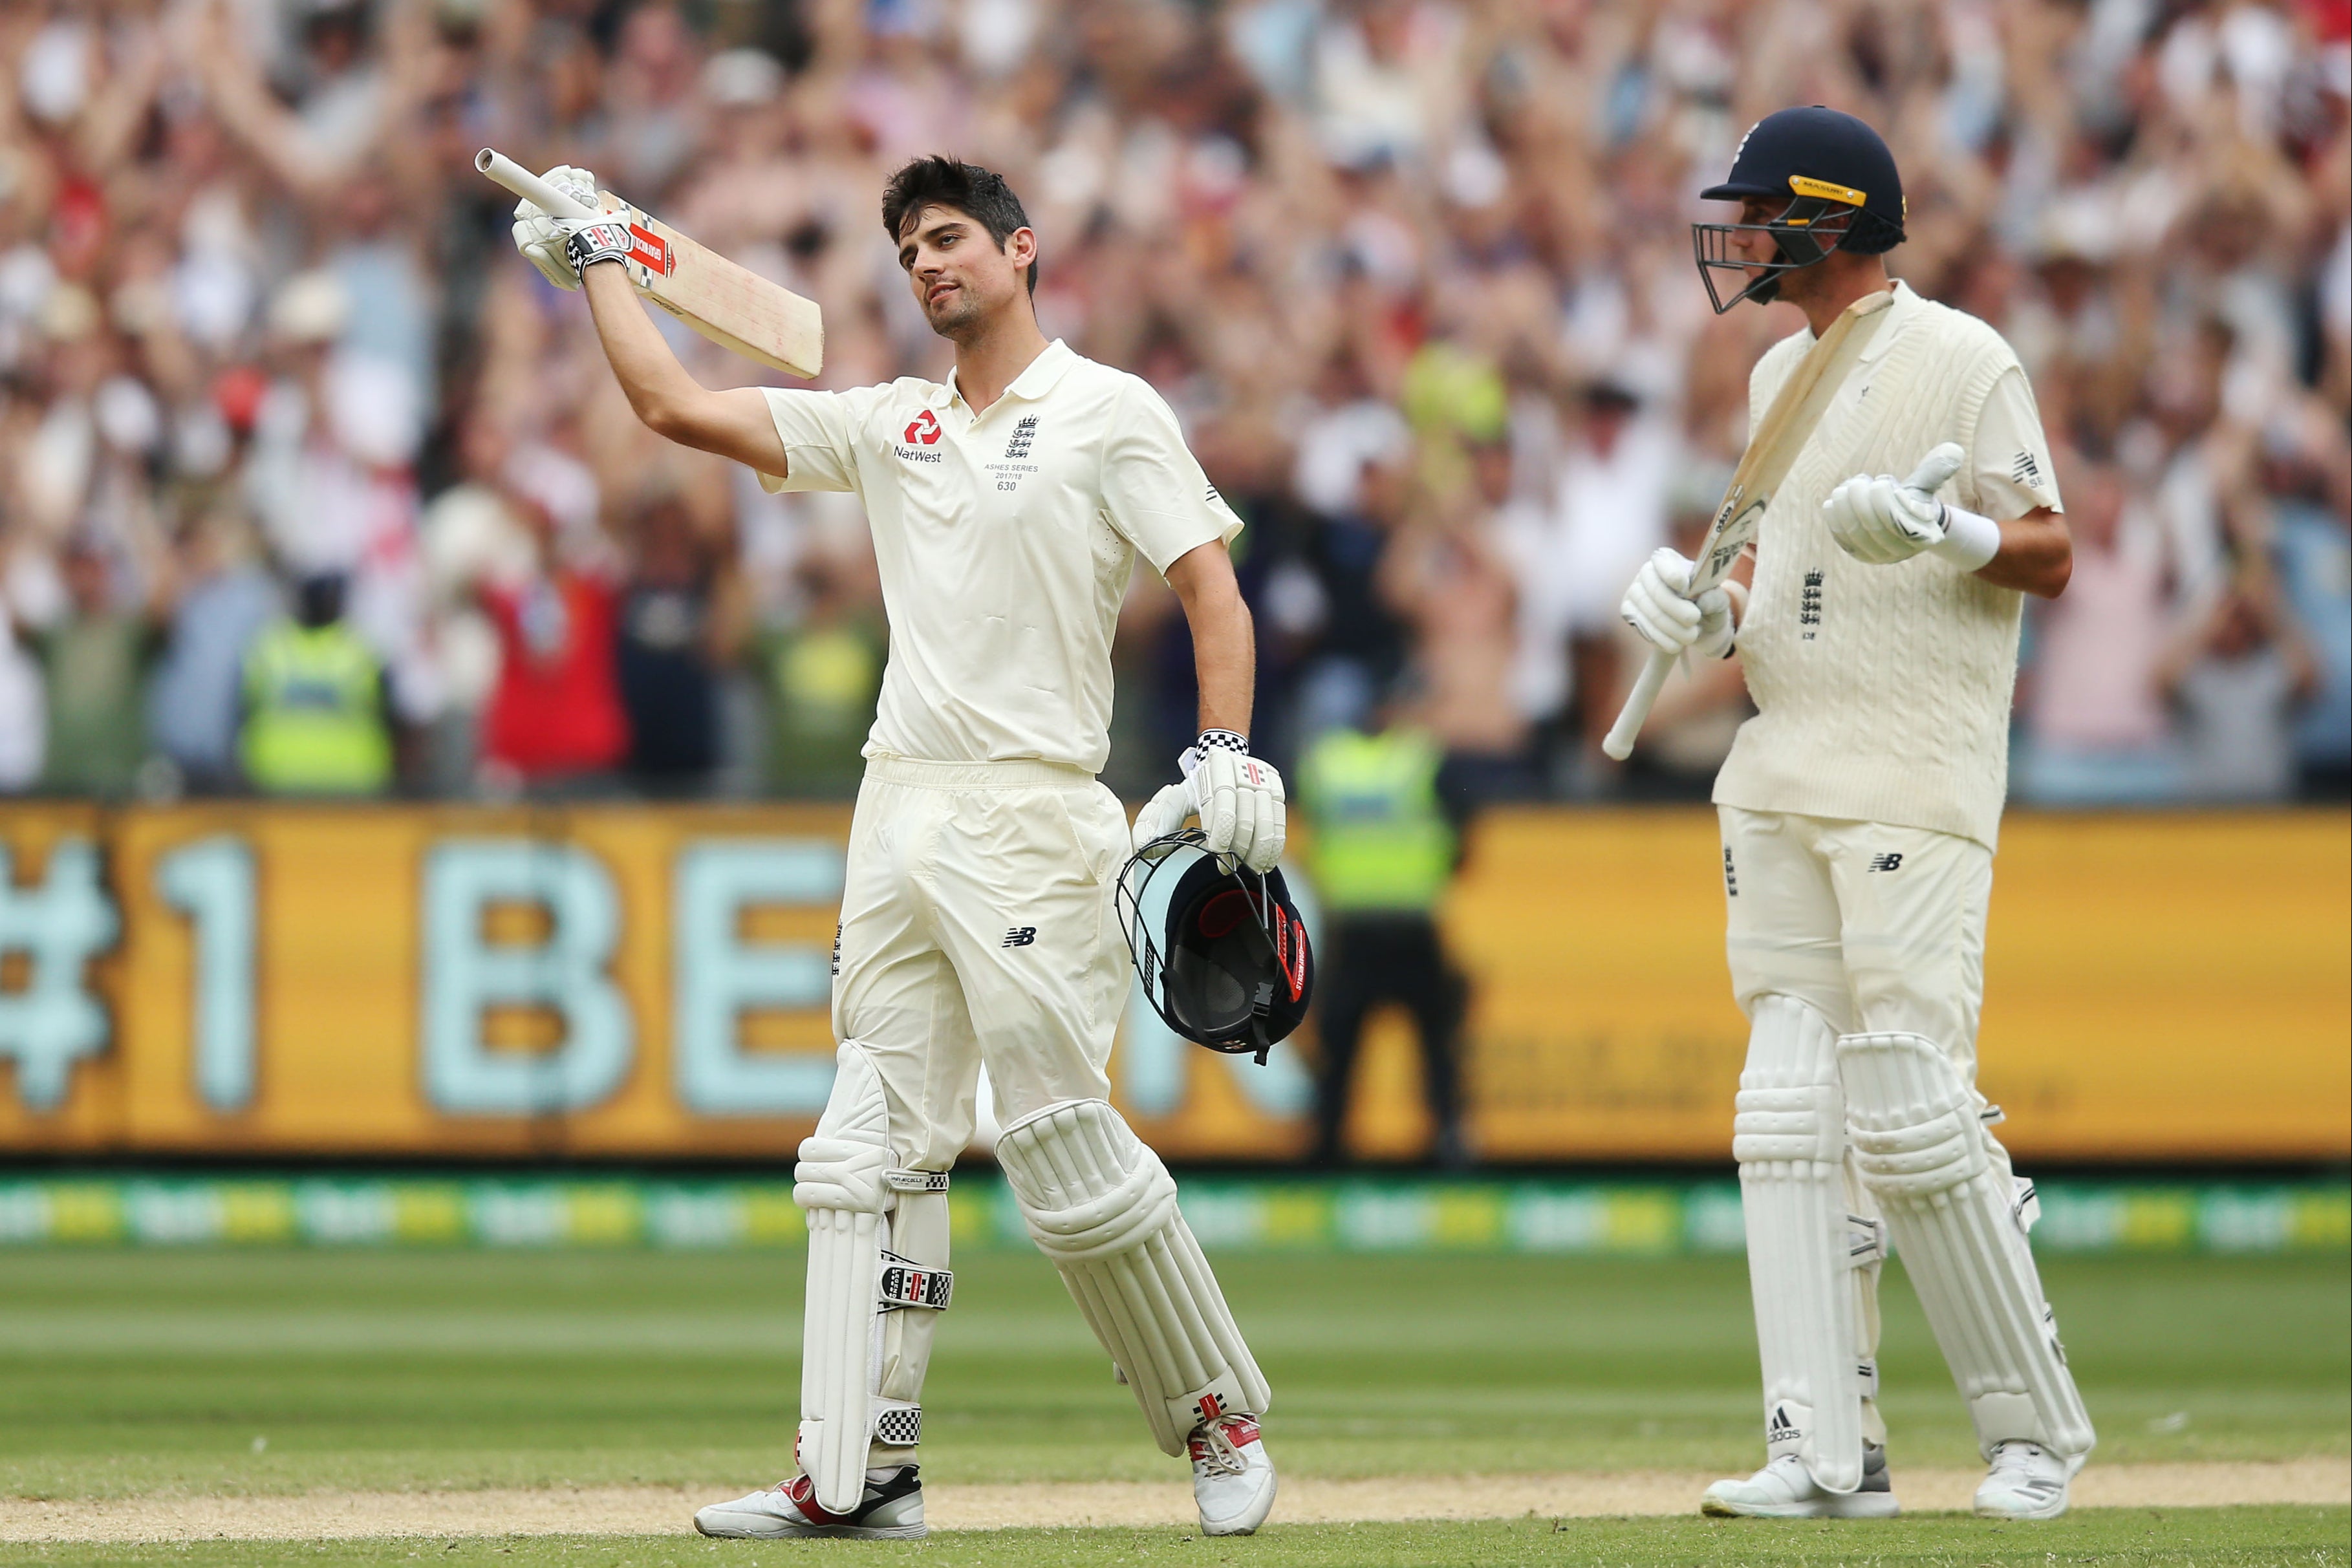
[513,154,1284,1539]
[1618,106,2095,1520]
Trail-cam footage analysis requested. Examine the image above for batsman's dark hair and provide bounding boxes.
[881,156,1038,295]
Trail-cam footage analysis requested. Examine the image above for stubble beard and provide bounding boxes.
[924,287,989,343]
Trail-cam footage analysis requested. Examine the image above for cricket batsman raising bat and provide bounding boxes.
[1614,108,2094,1521]
[508,156,1281,1540]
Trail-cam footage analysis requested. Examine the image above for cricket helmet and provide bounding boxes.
[1117,829,1314,1066]
[1694,106,1906,314]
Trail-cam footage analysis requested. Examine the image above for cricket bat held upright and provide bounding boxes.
[1601,288,1895,761]
[477,149,823,380]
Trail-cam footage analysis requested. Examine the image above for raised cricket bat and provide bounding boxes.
[477,149,823,380]
[1601,289,1895,761]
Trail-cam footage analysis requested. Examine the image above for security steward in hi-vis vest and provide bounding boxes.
[1295,722,1467,1168]
[240,575,392,795]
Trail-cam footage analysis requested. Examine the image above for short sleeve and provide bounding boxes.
[1966,365,2062,521]
[1099,379,1244,574]
[757,387,864,495]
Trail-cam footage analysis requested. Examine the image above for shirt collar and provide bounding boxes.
[1853,281,1919,366]
[1795,281,1915,364]
[940,339,1077,410]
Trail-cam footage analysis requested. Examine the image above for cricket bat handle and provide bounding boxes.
[1602,649,1674,762]
[475,149,596,222]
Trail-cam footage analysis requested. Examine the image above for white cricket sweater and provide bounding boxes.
[1714,283,2058,850]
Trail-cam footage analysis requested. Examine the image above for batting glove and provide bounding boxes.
[509,164,609,290]
[1183,730,1286,872]
[1621,547,1734,659]
[1130,780,1195,855]
[1823,443,1970,566]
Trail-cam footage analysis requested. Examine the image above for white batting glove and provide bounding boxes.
[1823,443,1967,565]
[1130,781,1195,855]
[1621,547,1734,659]
[509,164,609,290]
[1183,731,1286,872]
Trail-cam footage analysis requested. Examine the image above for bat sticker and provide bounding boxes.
[627,222,676,277]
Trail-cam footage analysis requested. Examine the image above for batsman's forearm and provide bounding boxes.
[1190,594,1257,740]
[581,263,705,438]
[1972,506,2073,599]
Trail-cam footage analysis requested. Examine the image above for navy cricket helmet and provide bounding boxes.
[1117,830,1313,1066]
[1694,106,1907,314]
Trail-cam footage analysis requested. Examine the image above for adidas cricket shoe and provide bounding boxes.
[1973,1440,2076,1520]
[693,1465,925,1539]
[1190,1412,1276,1536]
[1700,1444,1900,1519]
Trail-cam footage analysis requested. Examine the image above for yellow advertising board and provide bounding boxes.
[0,804,2341,1163]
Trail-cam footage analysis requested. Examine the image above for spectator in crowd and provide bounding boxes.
[615,491,741,795]
[148,506,279,793]
[240,572,392,797]
[21,533,166,798]
[1295,697,1468,1169]
[0,597,41,791]
[2159,570,2320,802]
[755,541,886,799]
[1551,381,1679,771]
[2265,431,2352,798]
[2020,452,2183,804]
[1381,435,1533,810]
[473,468,629,796]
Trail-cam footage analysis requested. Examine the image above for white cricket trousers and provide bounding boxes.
[1720,805,1994,1060]
[1721,804,2025,1448]
[834,754,1136,1171]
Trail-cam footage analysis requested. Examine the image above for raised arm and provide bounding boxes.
[577,265,791,478]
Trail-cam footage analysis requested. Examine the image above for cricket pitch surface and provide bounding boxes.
[4,1461,2346,1541]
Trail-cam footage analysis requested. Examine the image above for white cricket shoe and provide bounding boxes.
[1190,1411,1276,1536]
[1973,1441,2077,1520]
[693,1465,926,1539]
[1701,1445,1901,1519]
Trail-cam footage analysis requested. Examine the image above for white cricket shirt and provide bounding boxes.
[757,339,1242,772]
[1715,282,2063,849]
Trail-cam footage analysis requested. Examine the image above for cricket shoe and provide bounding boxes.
[1190,1412,1276,1535]
[1701,1444,1900,1519]
[1973,1440,2078,1520]
[692,1466,925,1539]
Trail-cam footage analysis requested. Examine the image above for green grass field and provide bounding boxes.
[1,1247,2344,1564]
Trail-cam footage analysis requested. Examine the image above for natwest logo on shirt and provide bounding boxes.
[903,409,942,445]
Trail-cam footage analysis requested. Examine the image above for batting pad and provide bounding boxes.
[793,1044,953,1515]
[996,1099,1271,1456]
[1733,995,1879,1493]
[1839,1031,2095,1461]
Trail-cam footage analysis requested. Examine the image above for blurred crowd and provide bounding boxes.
[0,0,2345,806]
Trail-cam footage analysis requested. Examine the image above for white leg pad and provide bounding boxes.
[995,1099,1271,1457]
[795,1044,954,1515]
[1733,995,1879,1494]
[1839,1031,2095,1461]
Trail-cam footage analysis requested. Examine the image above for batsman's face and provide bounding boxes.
[897,207,1037,336]
[1733,198,1789,267]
